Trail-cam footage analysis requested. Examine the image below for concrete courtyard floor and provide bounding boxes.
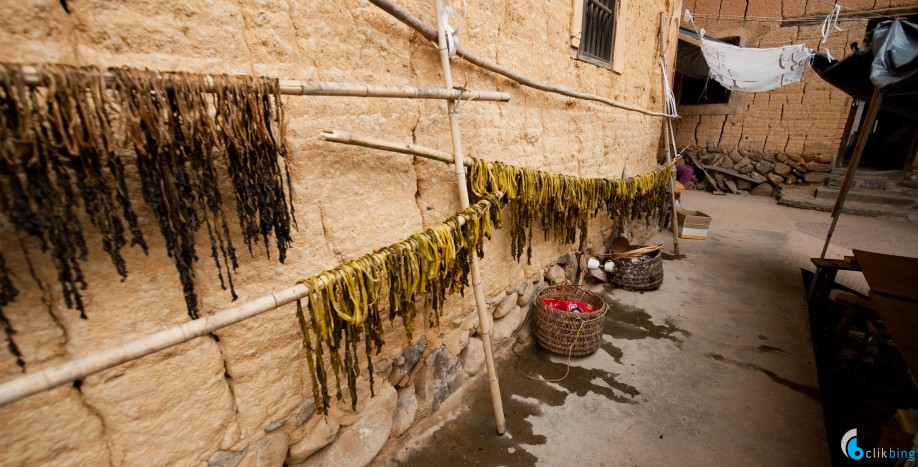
[377,191,918,466]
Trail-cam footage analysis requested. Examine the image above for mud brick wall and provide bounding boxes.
[0,0,681,465]
[675,0,914,162]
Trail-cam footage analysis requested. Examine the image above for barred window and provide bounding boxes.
[578,0,617,67]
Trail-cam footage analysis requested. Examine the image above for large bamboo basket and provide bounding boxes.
[532,285,607,358]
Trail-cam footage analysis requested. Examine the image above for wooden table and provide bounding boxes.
[853,249,918,382]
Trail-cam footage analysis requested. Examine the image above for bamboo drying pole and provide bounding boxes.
[434,0,506,435]
[0,208,500,408]
[658,14,682,256]
[661,119,681,255]
[14,65,510,102]
[320,129,464,166]
[368,0,677,118]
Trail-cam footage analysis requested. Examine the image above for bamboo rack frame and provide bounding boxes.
[433,0,506,435]
[368,0,678,119]
[12,65,510,102]
[0,202,504,407]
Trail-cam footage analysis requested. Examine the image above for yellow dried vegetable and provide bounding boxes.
[469,159,674,263]
[296,193,503,413]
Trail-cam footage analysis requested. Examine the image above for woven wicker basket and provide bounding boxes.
[532,285,607,358]
[610,247,664,291]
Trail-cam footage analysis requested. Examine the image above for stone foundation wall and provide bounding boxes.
[684,147,835,196]
[0,0,677,465]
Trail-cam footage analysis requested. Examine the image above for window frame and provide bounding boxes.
[577,0,618,69]
[674,32,744,116]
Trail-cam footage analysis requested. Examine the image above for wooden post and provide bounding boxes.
[808,87,884,299]
[434,0,506,435]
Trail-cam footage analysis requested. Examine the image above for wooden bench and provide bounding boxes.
[809,256,861,304]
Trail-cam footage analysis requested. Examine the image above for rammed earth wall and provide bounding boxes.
[0,0,680,464]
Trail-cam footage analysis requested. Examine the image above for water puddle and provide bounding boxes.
[603,298,688,343]
[397,298,686,466]
[706,353,819,401]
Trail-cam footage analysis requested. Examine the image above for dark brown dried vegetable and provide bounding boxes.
[0,63,293,323]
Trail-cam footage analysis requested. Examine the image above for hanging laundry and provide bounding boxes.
[700,39,811,92]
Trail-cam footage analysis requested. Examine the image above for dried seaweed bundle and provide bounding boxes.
[0,252,23,368]
[0,63,293,321]
[0,64,141,318]
[296,193,503,413]
[468,159,674,263]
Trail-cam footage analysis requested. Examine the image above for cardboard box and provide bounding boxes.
[677,209,712,240]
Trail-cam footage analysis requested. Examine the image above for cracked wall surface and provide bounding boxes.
[674,0,916,159]
[0,0,675,464]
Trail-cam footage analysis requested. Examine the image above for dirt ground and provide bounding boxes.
[376,191,918,466]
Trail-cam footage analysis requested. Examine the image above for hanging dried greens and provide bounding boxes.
[468,158,674,263]
[0,251,23,369]
[212,75,295,262]
[296,193,503,413]
[0,63,294,321]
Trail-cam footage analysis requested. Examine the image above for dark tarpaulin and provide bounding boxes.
[812,19,918,121]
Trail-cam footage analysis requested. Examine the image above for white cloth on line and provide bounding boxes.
[700,39,811,92]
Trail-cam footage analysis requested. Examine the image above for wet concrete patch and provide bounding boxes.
[397,338,641,466]
[661,252,687,261]
[706,353,820,401]
[602,298,688,343]
[400,298,687,465]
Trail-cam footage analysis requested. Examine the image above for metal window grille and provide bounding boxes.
[579,0,616,66]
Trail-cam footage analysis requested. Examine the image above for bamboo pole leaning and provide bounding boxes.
[320,129,463,166]
[368,0,678,119]
[434,0,506,435]
[14,65,510,102]
[659,40,682,255]
[0,203,505,408]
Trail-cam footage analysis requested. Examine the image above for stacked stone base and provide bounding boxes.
[683,147,835,197]
[204,255,592,467]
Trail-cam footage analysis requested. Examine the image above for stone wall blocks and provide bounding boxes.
[414,345,463,419]
[287,416,340,464]
[390,388,418,439]
[254,430,288,467]
[517,281,535,306]
[460,336,486,377]
[493,294,518,319]
[304,384,397,467]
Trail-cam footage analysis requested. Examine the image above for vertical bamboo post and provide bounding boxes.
[658,12,681,256]
[434,0,506,435]
[663,119,682,255]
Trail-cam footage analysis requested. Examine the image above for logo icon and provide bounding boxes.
[842,429,864,460]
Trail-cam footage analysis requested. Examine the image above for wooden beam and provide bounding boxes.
[700,164,758,183]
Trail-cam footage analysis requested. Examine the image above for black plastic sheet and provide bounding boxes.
[813,19,918,121]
